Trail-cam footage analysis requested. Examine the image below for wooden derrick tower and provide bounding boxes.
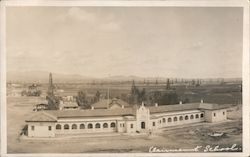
[46,73,59,110]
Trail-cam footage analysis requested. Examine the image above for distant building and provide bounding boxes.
[91,98,131,109]
[59,101,79,110]
[25,100,232,138]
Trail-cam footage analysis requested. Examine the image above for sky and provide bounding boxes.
[6,7,243,78]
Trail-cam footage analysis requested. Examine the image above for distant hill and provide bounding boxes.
[6,70,242,84]
[7,71,94,83]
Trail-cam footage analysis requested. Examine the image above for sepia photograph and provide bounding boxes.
[0,0,249,156]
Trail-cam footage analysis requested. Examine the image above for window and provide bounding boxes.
[159,120,161,123]
[185,115,189,120]
[80,124,85,129]
[179,116,183,121]
[152,122,155,126]
[200,113,204,118]
[31,126,35,131]
[195,114,199,119]
[72,124,77,129]
[64,124,69,130]
[103,123,108,128]
[123,123,125,127]
[56,124,61,130]
[95,123,101,128]
[163,118,166,123]
[130,124,133,128]
[111,122,116,128]
[214,113,216,117]
[168,118,172,122]
[190,115,194,119]
[223,112,225,115]
[174,117,178,121]
[48,126,52,131]
[88,123,93,129]
[120,123,122,127]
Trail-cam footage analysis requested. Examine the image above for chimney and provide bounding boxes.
[91,106,94,110]
[201,99,204,103]
[141,102,144,107]
[155,103,158,107]
[179,101,182,105]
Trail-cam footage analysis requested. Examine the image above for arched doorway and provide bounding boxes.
[141,122,145,129]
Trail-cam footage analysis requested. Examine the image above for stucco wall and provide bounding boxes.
[204,109,227,123]
[125,121,137,133]
[27,122,55,137]
[150,111,205,130]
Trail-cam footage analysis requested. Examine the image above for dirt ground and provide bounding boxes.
[6,96,242,153]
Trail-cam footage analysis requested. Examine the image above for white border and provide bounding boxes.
[0,0,249,157]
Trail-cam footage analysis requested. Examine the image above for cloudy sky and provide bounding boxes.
[6,7,243,78]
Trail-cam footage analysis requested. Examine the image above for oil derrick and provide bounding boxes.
[47,73,54,96]
[46,73,59,110]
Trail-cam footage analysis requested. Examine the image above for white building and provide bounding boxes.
[25,100,231,138]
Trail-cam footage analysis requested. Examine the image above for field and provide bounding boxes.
[6,83,242,153]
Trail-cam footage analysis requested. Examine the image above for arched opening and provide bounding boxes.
[141,122,145,129]
[185,115,189,120]
[195,114,199,119]
[174,117,178,121]
[168,118,172,122]
[72,124,77,129]
[190,115,194,119]
[64,124,69,130]
[103,123,108,128]
[80,124,85,129]
[179,116,183,121]
[111,122,116,128]
[88,123,93,129]
[95,123,101,129]
[163,118,166,123]
[200,113,204,118]
[56,124,61,130]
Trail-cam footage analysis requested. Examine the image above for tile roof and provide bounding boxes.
[45,107,136,118]
[148,103,201,114]
[199,103,232,110]
[26,111,57,122]
[26,102,232,121]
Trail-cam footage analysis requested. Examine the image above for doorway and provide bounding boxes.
[141,122,145,129]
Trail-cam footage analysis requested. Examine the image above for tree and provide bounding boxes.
[138,88,146,103]
[158,92,179,105]
[94,90,101,103]
[152,91,161,104]
[183,98,190,104]
[76,91,91,109]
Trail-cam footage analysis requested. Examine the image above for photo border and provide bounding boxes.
[0,0,249,157]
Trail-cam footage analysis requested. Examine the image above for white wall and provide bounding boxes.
[125,121,137,133]
[27,122,55,137]
[136,105,150,132]
[55,120,118,134]
[204,109,227,123]
[150,111,205,130]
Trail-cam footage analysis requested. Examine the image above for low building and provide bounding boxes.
[25,101,232,138]
[59,101,79,110]
[91,98,131,109]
